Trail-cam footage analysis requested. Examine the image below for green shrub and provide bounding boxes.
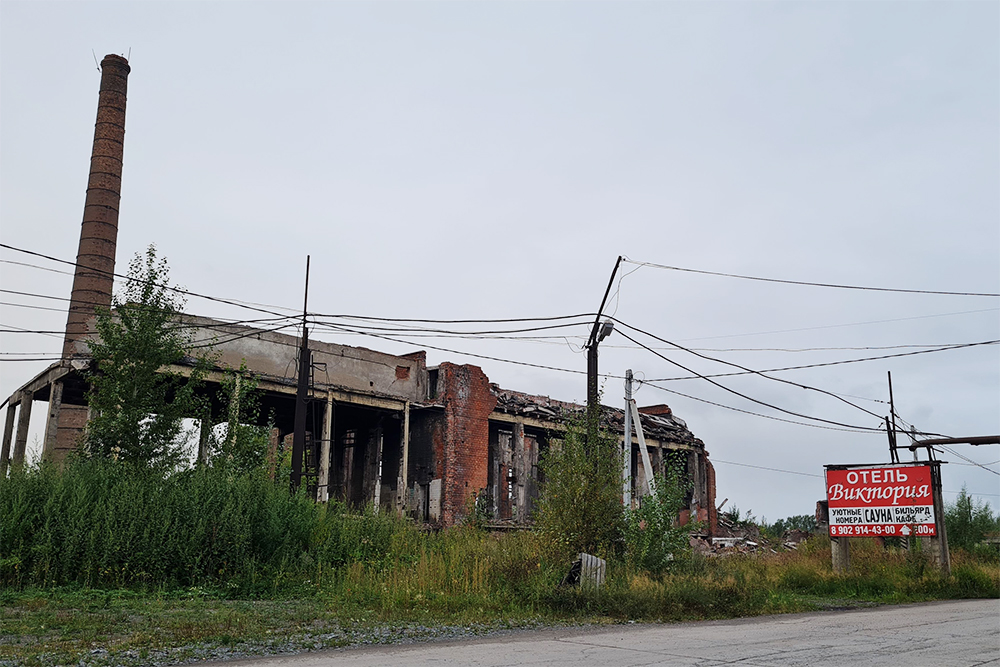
[533,418,624,560]
[624,461,693,573]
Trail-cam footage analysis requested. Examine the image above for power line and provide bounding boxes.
[0,258,75,276]
[612,318,886,422]
[0,243,293,319]
[646,340,1000,382]
[313,312,597,324]
[311,318,898,434]
[2,244,605,328]
[0,325,65,337]
[310,317,592,337]
[639,379,882,433]
[0,351,60,355]
[607,342,989,353]
[674,307,1000,343]
[617,328,884,431]
[712,459,822,478]
[0,288,70,302]
[622,257,1000,297]
[942,489,1000,497]
[311,320,593,376]
[0,301,70,313]
[938,445,1000,477]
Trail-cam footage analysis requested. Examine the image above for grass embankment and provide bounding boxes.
[2,462,997,666]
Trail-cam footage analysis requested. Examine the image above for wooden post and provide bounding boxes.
[12,393,32,470]
[831,536,850,573]
[1,397,18,477]
[42,380,64,461]
[317,393,333,502]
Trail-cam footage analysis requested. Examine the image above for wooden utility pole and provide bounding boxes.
[291,256,311,493]
[586,256,621,449]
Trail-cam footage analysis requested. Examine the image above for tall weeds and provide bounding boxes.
[2,459,996,620]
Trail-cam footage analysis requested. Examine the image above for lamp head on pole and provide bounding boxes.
[596,320,614,344]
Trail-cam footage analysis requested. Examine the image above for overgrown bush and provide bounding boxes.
[624,460,694,573]
[85,246,210,469]
[533,417,624,559]
[206,364,273,474]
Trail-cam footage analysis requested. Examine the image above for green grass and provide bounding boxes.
[3,461,997,666]
[3,536,997,666]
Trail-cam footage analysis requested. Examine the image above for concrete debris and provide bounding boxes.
[561,553,607,589]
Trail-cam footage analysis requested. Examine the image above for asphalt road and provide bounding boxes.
[218,599,1000,667]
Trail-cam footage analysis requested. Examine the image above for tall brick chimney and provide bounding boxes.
[62,54,130,358]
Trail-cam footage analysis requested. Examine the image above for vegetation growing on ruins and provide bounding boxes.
[85,246,210,469]
[1,250,997,667]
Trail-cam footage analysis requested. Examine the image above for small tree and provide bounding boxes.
[86,246,207,468]
[945,486,999,552]
[208,363,272,475]
[535,415,624,559]
[624,453,694,573]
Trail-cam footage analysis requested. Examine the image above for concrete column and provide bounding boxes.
[197,418,212,466]
[317,393,333,503]
[372,427,384,510]
[42,380,64,461]
[1,397,18,477]
[923,464,951,575]
[12,394,32,470]
[397,401,410,515]
[266,428,280,481]
[512,421,526,521]
[831,536,850,573]
[689,450,702,512]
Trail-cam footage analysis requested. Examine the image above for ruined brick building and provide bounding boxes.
[0,55,717,533]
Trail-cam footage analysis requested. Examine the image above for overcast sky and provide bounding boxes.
[2,1,998,522]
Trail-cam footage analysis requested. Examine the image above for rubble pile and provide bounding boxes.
[688,516,817,556]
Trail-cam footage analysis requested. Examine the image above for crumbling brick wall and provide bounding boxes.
[437,363,497,526]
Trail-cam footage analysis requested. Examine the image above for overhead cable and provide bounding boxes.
[612,318,885,421]
[674,307,1000,342]
[622,257,1000,297]
[0,243,294,318]
[617,328,884,431]
[712,459,822,478]
[937,446,1000,476]
[640,379,882,433]
[646,340,1000,382]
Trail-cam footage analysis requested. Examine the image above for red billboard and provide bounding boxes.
[825,464,936,537]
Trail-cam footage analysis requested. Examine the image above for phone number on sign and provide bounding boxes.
[830,524,935,537]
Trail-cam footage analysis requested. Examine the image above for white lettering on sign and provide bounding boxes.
[827,483,930,506]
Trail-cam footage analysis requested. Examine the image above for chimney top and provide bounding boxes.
[100,54,130,73]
